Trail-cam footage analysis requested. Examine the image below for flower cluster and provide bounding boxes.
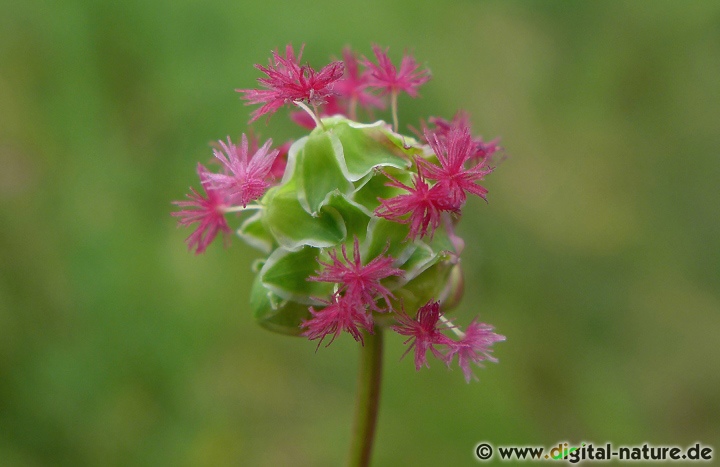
[173,44,505,381]
[304,237,403,346]
[394,301,505,382]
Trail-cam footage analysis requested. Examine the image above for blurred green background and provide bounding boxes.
[2,0,719,465]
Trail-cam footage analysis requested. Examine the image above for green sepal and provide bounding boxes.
[391,256,455,315]
[394,241,435,283]
[297,131,354,215]
[424,221,458,253]
[352,166,412,212]
[324,192,372,243]
[364,217,412,264]
[279,136,306,184]
[404,221,460,280]
[264,181,346,251]
[325,119,411,182]
[250,273,310,336]
[439,263,464,312]
[259,246,333,303]
[237,211,273,254]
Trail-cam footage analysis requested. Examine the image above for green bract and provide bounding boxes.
[243,116,462,336]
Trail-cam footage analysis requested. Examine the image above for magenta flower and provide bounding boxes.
[172,164,232,254]
[363,44,431,98]
[241,131,291,181]
[375,172,450,240]
[309,236,404,311]
[445,319,506,382]
[427,112,501,163]
[418,126,493,210]
[237,44,345,122]
[392,300,454,370]
[473,138,501,164]
[203,134,279,207]
[302,294,374,347]
[425,111,471,140]
[334,47,385,115]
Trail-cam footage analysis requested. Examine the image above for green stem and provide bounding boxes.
[348,327,384,467]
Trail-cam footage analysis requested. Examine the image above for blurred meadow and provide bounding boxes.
[2,0,719,465]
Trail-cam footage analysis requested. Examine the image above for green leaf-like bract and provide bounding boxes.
[245,117,461,335]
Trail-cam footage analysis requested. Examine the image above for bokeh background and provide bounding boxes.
[2,0,719,465]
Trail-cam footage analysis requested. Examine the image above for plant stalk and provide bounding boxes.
[348,326,383,467]
[390,91,399,132]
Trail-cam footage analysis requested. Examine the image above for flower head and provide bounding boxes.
[301,294,374,347]
[172,164,231,254]
[363,44,431,98]
[374,172,451,240]
[203,134,279,207]
[425,111,471,140]
[175,44,506,384]
[426,112,501,164]
[418,125,493,210]
[309,236,404,312]
[392,300,454,370]
[237,44,345,122]
[445,319,506,382]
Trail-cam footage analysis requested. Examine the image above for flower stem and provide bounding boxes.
[439,314,465,339]
[295,100,325,130]
[349,97,358,121]
[348,326,383,467]
[390,91,398,132]
[222,203,263,214]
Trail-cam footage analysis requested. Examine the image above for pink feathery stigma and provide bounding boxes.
[472,137,502,164]
[241,131,289,181]
[445,319,506,383]
[426,111,471,138]
[308,236,404,312]
[374,172,451,240]
[237,44,345,122]
[202,134,279,207]
[392,300,454,370]
[427,112,501,163]
[334,47,386,111]
[172,163,232,254]
[417,125,493,210]
[363,44,431,98]
[301,293,374,347]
